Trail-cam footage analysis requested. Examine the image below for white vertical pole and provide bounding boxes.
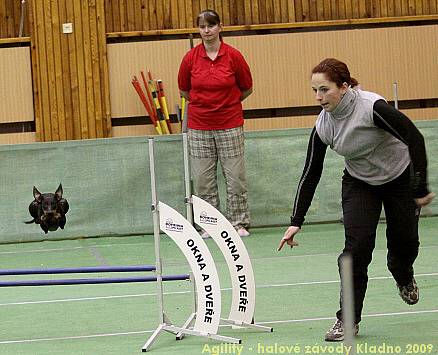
[182,132,197,320]
[149,138,165,324]
[182,132,193,224]
[393,81,399,110]
[340,255,356,355]
[19,0,26,37]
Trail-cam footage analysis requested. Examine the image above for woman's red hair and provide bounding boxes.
[312,58,359,88]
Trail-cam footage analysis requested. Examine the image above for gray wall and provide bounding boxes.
[1,121,437,243]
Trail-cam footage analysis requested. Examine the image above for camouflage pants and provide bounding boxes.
[188,127,250,229]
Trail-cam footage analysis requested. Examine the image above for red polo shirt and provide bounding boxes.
[178,41,252,130]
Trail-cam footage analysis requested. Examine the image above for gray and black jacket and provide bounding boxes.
[291,88,429,227]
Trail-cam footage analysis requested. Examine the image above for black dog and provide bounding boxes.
[25,184,69,234]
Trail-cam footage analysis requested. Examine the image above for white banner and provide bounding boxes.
[159,201,221,334]
[192,195,256,324]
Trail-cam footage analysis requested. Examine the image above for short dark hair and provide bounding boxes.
[197,9,221,26]
[312,58,359,88]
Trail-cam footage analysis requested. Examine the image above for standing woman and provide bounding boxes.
[178,9,253,238]
[278,58,434,341]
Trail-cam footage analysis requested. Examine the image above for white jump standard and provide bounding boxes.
[142,136,272,352]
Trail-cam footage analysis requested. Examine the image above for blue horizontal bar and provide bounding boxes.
[0,265,156,276]
[0,274,190,287]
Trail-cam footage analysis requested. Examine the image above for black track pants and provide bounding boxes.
[336,167,420,323]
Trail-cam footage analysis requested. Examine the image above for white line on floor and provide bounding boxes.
[0,309,437,345]
[1,243,436,257]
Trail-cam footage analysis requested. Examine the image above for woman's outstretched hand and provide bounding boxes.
[277,226,300,251]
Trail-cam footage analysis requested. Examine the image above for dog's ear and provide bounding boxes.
[33,186,42,202]
[55,184,63,200]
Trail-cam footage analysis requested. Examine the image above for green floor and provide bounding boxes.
[0,217,437,355]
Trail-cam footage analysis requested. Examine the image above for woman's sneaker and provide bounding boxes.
[325,319,359,342]
[397,277,419,305]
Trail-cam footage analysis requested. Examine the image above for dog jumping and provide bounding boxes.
[25,184,69,234]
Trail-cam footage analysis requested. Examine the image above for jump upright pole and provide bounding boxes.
[142,137,240,352]
[180,132,272,334]
[142,137,179,352]
[148,137,167,326]
[182,132,193,224]
[176,132,197,340]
